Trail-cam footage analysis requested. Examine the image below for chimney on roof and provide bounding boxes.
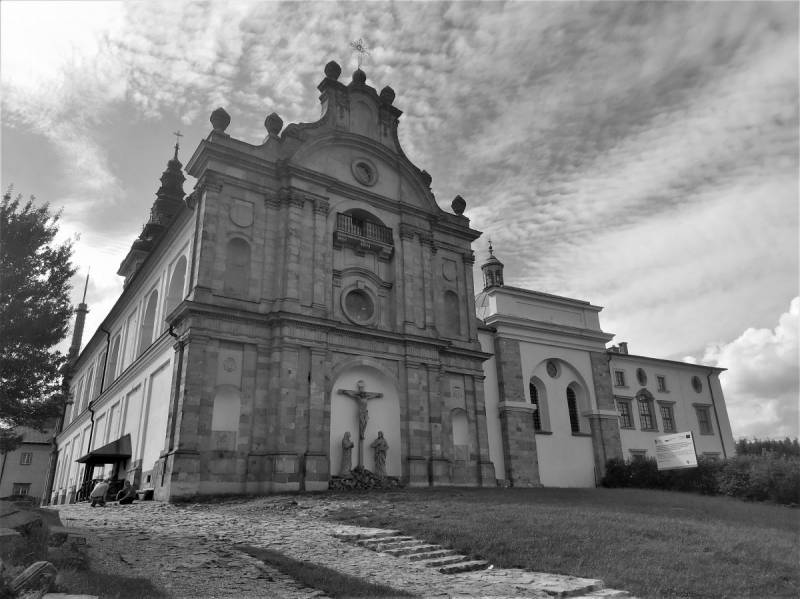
[619,342,628,355]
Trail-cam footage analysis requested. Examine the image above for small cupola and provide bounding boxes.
[481,242,505,290]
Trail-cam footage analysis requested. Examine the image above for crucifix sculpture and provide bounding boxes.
[338,380,383,468]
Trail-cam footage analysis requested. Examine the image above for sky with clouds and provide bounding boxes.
[2,1,797,440]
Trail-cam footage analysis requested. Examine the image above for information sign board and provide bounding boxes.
[654,431,698,471]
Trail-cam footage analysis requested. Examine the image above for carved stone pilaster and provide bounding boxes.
[399,223,417,240]
[313,197,330,215]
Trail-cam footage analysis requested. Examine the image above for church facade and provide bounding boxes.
[48,61,734,503]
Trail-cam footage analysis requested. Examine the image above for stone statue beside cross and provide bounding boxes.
[338,380,383,469]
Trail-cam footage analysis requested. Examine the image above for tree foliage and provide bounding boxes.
[735,437,800,458]
[0,189,75,451]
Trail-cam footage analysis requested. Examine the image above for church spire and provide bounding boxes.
[481,241,505,290]
[68,270,90,361]
[118,138,187,285]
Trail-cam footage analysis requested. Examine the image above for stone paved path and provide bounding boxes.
[50,496,634,599]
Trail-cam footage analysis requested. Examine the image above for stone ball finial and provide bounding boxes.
[324,60,342,80]
[420,170,432,187]
[210,107,231,132]
[379,86,396,105]
[451,195,466,215]
[352,69,367,84]
[264,112,284,137]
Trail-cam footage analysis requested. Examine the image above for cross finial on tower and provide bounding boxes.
[350,37,370,69]
[172,130,183,158]
[488,239,494,256]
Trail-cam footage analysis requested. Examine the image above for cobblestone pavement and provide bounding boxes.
[50,496,633,599]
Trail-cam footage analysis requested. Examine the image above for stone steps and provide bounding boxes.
[333,527,636,596]
[356,536,415,549]
[339,529,490,574]
[384,544,442,557]
[437,559,492,574]
[406,548,456,561]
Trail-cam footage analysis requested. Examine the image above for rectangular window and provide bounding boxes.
[617,400,633,428]
[629,449,648,462]
[614,370,626,387]
[657,376,667,392]
[638,398,657,431]
[695,406,713,434]
[659,405,676,432]
[19,452,33,465]
[12,483,31,496]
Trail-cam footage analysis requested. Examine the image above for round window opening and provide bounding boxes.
[637,368,647,386]
[546,360,559,378]
[351,159,378,186]
[692,376,703,393]
[344,289,375,324]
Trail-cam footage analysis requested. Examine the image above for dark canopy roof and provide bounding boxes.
[76,434,132,464]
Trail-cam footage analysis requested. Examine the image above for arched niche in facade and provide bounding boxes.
[329,363,401,478]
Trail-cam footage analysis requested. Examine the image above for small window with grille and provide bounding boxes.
[20,452,33,466]
[659,404,676,432]
[657,376,667,392]
[695,405,713,434]
[617,400,634,428]
[12,483,30,496]
[614,370,626,387]
[638,397,657,431]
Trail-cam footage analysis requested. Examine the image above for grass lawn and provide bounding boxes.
[329,487,800,599]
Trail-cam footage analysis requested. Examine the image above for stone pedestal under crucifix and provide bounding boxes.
[337,380,383,468]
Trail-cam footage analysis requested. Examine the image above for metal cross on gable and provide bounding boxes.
[350,37,370,69]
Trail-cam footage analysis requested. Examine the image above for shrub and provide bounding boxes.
[603,454,800,504]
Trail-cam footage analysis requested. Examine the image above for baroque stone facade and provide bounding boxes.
[49,60,735,503]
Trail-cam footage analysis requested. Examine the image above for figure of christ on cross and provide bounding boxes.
[337,380,383,468]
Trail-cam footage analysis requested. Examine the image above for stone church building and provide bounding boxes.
[48,61,735,503]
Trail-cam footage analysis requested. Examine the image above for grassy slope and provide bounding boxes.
[330,487,800,599]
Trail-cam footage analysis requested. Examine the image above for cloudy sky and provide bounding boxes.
[2,1,797,440]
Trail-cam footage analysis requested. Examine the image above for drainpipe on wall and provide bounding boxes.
[706,370,727,459]
[0,451,7,496]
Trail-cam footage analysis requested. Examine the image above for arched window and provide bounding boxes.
[138,290,158,356]
[530,382,541,431]
[224,238,251,297]
[92,351,106,398]
[81,367,94,412]
[529,375,549,431]
[107,335,121,383]
[164,256,187,325]
[443,290,460,336]
[567,386,580,433]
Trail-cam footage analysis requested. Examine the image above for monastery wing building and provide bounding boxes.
[48,61,735,504]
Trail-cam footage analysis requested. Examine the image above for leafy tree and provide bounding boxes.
[736,437,800,458]
[0,188,75,452]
